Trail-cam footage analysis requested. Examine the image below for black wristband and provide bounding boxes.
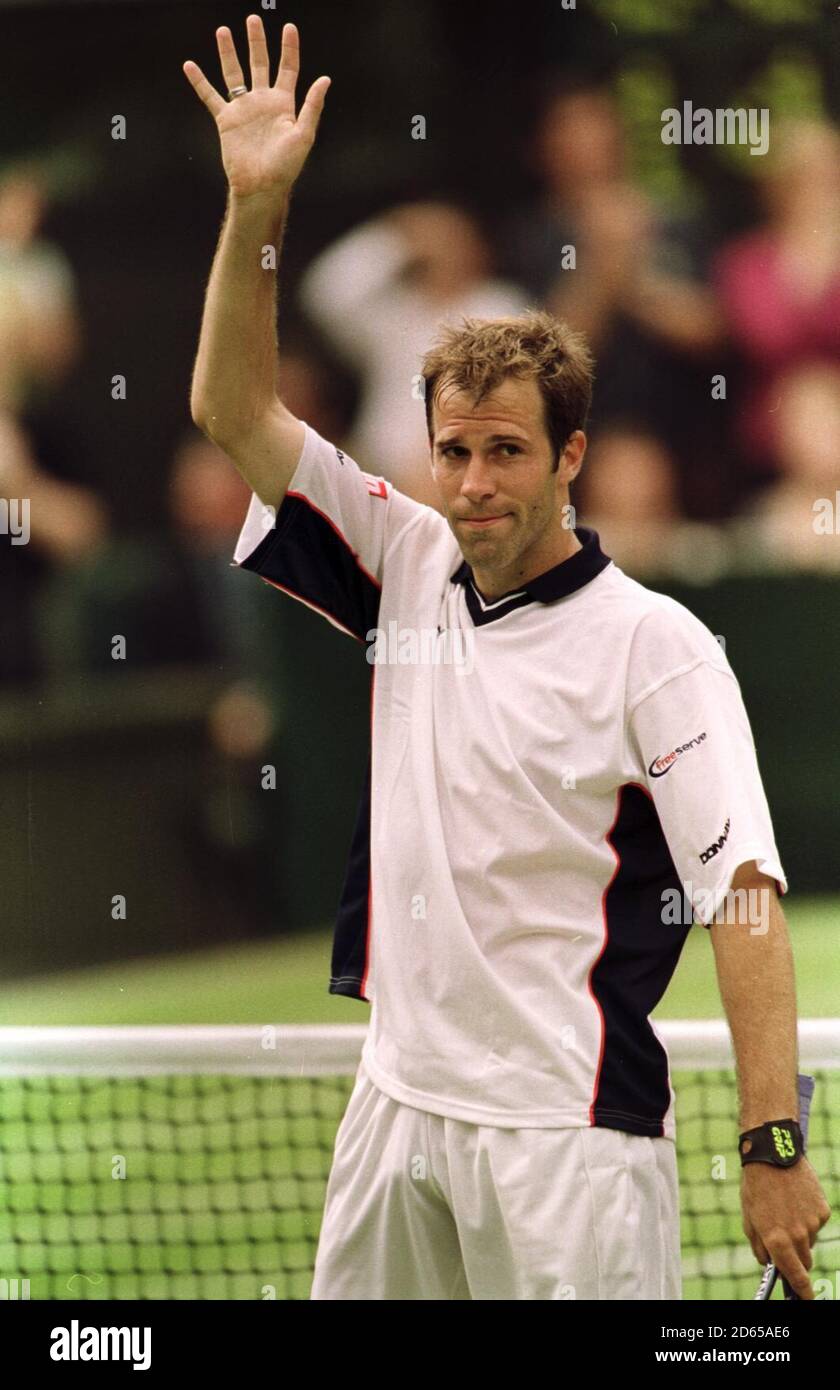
[739,1119,805,1168]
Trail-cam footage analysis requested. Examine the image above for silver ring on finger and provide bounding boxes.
[227,85,248,100]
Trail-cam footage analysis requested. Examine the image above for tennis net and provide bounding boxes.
[0,1021,838,1300]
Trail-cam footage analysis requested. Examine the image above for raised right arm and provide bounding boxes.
[184,16,330,507]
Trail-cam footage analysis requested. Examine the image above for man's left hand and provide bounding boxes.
[742,1157,832,1299]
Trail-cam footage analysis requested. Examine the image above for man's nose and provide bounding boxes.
[460,453,497,495]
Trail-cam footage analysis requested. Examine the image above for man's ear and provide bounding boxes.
[560,429,586,482]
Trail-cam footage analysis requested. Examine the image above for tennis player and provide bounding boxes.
[185,17,831,1300]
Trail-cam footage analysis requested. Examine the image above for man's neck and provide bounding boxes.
[472,529,583,601]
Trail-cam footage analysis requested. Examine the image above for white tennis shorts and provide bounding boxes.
[310,1060,682,1300]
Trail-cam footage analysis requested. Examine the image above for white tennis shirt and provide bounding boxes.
[233,422,787,1139]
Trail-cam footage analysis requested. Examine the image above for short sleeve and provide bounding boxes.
[626,604,788,927]
[231,422,432,642]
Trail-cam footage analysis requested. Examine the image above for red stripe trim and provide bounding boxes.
[286,488,382,592]
[587,786,626,1125]
[359,668,376,1002]
[629,782,672,1138]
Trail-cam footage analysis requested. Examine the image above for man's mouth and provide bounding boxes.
[458,513,511,529]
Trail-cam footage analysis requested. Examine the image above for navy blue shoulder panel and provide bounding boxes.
[589,783,693,1137]
[241,492,382,642]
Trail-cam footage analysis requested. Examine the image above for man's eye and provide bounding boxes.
[439,444,521,457]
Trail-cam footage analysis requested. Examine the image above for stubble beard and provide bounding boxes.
[462,505,548,591]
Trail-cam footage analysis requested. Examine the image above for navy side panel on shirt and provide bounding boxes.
[330,749,372,1001]
[590,783,693,1137]
[238,491,382,642]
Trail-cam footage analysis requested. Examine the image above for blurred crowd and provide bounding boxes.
[3,87,840,692]
[301,90,840,580]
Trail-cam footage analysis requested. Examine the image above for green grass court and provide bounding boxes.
[0,897,837,1301]
[0,896,836,1027]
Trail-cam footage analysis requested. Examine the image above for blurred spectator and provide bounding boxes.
[298,200,531,506]
[581,426,732,582]
[0,162,81,412]
[729,363,840,572]
[166,428,278,921]
[0,410,107,564]
[507,85,722,351]
[168,430,264,678]
[271,342,356,454]
[581,427,679,578]
[504,83,726,511]
[0,410,41,679]
[0,161,102,684]
[161,344,360,931]
[0,409,108,682]
[713,119,840,491]
[168,343,353,788]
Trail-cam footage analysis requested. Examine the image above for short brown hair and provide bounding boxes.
[420,310,595,471]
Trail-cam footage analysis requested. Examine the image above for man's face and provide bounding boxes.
[430,374,583,592]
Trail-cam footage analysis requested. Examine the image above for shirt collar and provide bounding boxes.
[449,526,612,608]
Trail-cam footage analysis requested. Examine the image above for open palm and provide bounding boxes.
[183,16,330,200]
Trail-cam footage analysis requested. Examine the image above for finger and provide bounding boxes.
[246,13,270,89]
[749,1234,769,1265]
[274,21,300,97]
[781,1219,816,1270]
[216,26,246,95]
[295,75,331,145]
[182,61,226,119]
[743,1216,767,1266]
[786,1270,815,1300]
[766,1235,814,1299]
